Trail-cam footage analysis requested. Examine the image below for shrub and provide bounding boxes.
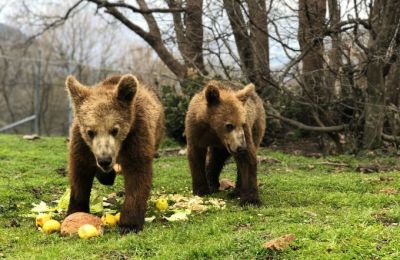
[160,79,204,144]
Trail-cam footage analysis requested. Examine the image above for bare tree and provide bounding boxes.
[363,0,400,148]
[223,0,272,98]
[298,0,327,103]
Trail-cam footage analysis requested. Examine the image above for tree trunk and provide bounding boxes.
[223,0,272,99]
[87,0,205,81]
[362,0,400,149]
[246,0,271,98]
[385,60,400,136]
[327,0,341,94]
[167,0,205,75]
[298,0,327,104]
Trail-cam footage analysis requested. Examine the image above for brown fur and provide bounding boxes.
[185,80,266,206]
[66,74,164,233]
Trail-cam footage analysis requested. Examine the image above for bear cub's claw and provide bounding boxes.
[119,224,142,234]
[240,197,262,207]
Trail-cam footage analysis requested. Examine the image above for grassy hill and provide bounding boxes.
[1,134,400,259]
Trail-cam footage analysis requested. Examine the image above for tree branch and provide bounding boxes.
[382,133,400,143]
[89,0,185,14]
[266,102,347,132]
[87,0,187,79]
[24,0,85,44]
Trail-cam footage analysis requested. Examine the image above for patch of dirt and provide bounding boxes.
[269,138,323,157]
[3,219,20,228]
[30,187,42,198]
[372,211,398,226]
[356,164,380,173]
[234,223,251,231]
[379,188,398,195]
[55,167,67,176]
[380,176,394,182]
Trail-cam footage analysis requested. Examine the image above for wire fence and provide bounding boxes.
[0,53,121,136]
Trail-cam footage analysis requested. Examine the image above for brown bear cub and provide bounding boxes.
[185,80,266,206]
[66,74,164,233]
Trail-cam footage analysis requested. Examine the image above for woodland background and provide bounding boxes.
[1,0,400,154]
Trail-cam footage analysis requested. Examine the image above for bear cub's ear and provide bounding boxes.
[65,75,90,108]
[236,83,255,103]
[205,84,220,106]
[116,74,138,104]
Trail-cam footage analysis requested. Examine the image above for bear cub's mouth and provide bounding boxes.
[98,165,113,173]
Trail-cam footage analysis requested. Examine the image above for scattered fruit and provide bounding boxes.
[35,213,51,227]
[61,212,103,236]
[78,224,100,239]
[42,219,61,234]
[155,198,169,211]
[102,213,117,227]
[114,212,121,224]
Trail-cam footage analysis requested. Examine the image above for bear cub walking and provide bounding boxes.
[185,81,266,206]
[66,74,164,233]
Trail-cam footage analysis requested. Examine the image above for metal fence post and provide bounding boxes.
[34,51,42,135]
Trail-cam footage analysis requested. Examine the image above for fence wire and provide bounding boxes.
[0,54,121,136]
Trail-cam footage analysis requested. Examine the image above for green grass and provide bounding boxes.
[1,134,400,259]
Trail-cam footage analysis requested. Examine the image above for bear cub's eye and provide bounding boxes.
[225,123,235,132]
[87,130,96,139]
[110,127,119,136]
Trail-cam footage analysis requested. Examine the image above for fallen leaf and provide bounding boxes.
[57,189,70,211]
[31,201,54,213]
[380,176,394,182]
[380,187,398,195]
[263,234,296,250]
[145,216,156,222]
[219,178,235,191]
[57,188,103,213]
[207,198,226,209]
[164,210,191,222]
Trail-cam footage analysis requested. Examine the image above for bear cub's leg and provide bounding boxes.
[118,159,152,234]
[227,171,241,199]
[206,147,230,193]
[234,146,261,206]
[188,145,211,196]
[67,166,96,215]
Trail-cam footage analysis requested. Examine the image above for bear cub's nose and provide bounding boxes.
[98,156,112,168]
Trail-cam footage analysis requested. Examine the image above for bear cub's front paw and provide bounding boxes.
[240,196,262,207]
[118,223,143,234]
[193,186,211,196]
